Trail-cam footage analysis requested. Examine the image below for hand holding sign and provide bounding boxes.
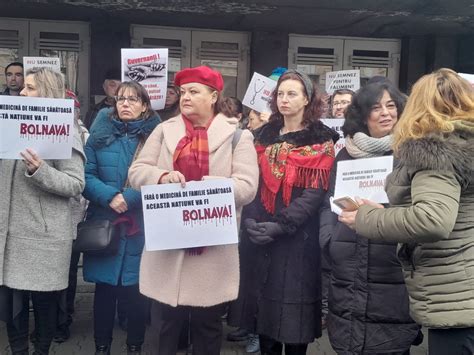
[160,171,186,187]
[338,210,358,230]
[20,148,43,174]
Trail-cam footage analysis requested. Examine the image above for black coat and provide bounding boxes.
[319,148,420,354]
[246,120,338,344]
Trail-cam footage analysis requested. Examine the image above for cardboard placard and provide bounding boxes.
[334,155,393,203]
[242,72,277,113]
[326,70,360,95]
[121,48,168,110]
[141,179,238,251]
[0,96,74,159]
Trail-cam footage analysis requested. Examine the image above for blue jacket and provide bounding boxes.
[82,108,160,286]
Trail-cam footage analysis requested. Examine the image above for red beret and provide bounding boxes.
[174,66,224,92]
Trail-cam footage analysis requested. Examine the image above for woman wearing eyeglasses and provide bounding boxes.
[82,81,161,355]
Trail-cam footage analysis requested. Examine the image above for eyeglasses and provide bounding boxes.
[333,100,351,107]
[371,102,397,114]
[115,96,141,105]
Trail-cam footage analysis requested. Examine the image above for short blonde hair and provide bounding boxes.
[393,68,474,152]
[25,67,65,99]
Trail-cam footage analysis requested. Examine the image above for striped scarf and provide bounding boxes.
[173,115,213,255]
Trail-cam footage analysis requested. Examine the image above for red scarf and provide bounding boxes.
[173,115,214,255]
[257,141,335,214]
[173,115,213,181]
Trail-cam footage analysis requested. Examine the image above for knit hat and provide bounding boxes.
[103,68,121,81]
[269,67,287,81]
[65,89,80,108]
[174,66,224,92]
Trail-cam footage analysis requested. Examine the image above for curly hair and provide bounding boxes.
[393,68,474,152]
[342,82,406,138]
[268,71,323,127]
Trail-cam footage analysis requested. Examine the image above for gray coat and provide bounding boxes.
[0,139,85,292]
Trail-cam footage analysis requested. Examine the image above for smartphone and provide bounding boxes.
[333,196,360,211]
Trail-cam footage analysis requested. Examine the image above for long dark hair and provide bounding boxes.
[110,81,156,119]
[269,71,323,127]
[342,82,406,137]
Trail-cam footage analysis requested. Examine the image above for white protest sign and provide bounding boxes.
[320,118,345,155]
[334,155,393,203]
[459,72,474,88]
[325,70,360,95]
[121,48,168,110]
[23,57,61,73]
[0,96,74,159]
[242,72,277,113]
[141,179,238,251]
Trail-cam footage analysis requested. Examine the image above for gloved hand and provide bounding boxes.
[243,218,258,230]
[246,221,285,245]
[251,222,285,238]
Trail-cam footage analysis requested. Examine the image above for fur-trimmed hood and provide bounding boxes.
[254,118,339,146]
[398,120,474,189]
[88,107,161,149]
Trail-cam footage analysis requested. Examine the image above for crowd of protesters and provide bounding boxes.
[0,60,473,355]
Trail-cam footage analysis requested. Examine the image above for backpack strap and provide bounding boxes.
[232,128,243,153]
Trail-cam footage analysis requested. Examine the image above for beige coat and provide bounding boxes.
[129,113,259,307]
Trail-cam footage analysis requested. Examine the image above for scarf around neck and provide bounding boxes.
[257,138,335,214]
[173,115,213,181]
[173,115,214,255]
[345,132,393,159]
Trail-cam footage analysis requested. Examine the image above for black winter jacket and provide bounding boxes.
[246,119,338,344]
[319,148,420,354]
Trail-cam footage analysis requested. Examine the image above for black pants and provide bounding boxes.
[66,250,81,317]
[259,334,308,355]
[93,283,148,347]
[428,327,474,355]
[149,300,225,355]
[6,289,60,355]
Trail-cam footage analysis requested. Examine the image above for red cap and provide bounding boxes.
[65,89,80,108]
[174,66,224,92]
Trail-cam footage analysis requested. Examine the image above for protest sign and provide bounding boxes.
[242,72,277,113]
[320,118,345,155]
[334,155,393,203]
[459,72,474,88]
[121,48,168,110]
[23,57,61,73]
[141,179,238,251]
[326,70,360,95]
[0,96,74,159]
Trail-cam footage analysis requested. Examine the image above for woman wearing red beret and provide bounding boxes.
[128,65,259,355]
